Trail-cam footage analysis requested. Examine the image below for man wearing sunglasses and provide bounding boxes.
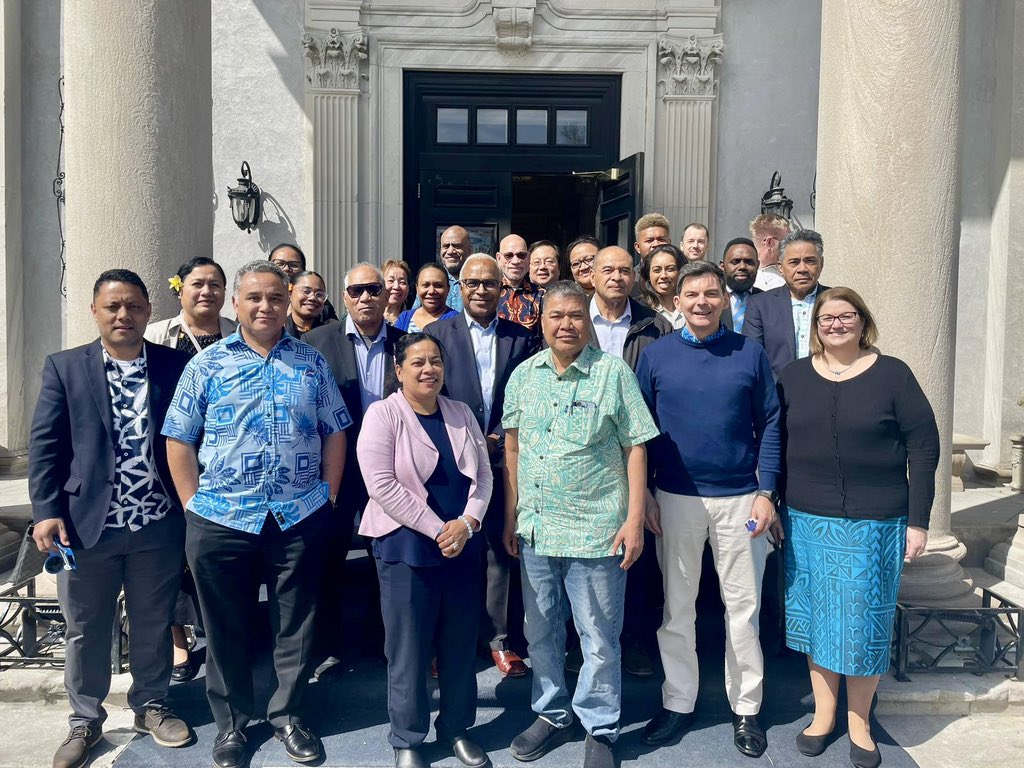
[496,233,543,331]
[29,270,193,768]
[304,262,407,678]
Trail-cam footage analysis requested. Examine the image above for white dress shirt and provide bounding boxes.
[590,297,632,360]
[465,312,498,430]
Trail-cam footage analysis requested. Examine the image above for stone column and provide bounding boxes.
[63,0,212,344]
[302,27,366,291]
[653,35,723,230]
[815,1,971,602]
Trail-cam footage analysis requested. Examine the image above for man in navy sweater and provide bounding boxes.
[635,261,782,759]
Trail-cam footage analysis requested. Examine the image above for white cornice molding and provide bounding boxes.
[301,26,368,91]
[658,33,724,98]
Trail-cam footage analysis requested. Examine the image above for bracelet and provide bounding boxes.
[461,516,473,538]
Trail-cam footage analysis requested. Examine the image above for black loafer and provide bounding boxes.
[452,736,490,767]
[642,709,695,746]
[850,740,881,768]
[511,717,576,761]
[275,723,320,763]
[732,714,767,758]
[212,730,247,768]
[395,747,427,768]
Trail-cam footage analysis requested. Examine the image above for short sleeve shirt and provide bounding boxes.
[502,345,659,558]
[161,331,352,534]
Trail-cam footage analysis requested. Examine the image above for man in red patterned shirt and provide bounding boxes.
[496,233,543,332]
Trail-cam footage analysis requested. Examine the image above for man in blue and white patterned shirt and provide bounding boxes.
[164,261,350,768]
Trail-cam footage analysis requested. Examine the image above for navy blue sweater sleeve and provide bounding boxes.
[752,347,781,492]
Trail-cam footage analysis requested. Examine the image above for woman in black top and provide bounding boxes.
[286,271,335,338]
[777,287,939,768]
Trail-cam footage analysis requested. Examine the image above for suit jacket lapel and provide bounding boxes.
[455,318,486,407]
[84,341,115,443]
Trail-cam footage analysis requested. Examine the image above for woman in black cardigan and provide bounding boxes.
[777,287,939,768]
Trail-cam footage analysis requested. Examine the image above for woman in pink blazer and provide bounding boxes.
[357,332,492,768]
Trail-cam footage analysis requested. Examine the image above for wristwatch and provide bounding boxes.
[756,489,779,505]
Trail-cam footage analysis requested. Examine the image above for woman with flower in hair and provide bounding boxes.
[144,256,237,681]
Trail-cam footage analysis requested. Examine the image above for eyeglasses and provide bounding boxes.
[500,251,529,261]
[345,282,384,298]
[461,278,500,291]
[816,311,860,327]
[570,255,595,271]
[295,286,327,301]
[271,259,303,272]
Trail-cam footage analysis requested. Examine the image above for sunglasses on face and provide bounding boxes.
[345,282,384,298]
[500,251,529,261]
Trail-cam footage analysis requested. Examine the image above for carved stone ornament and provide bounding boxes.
[658,35,724,97]
[302,27,368,90]
[494,1,536,53]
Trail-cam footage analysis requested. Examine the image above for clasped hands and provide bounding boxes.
[436,516,476,559]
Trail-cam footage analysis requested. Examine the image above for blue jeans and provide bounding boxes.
[519,543,626,740]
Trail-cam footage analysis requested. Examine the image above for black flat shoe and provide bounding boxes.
[796,725,837,757]
[451,736,490,767]
[732,714,767,758]
[395,747,427,768]
[274,723,320,764]
[850,739,881,768]
[642,709,695,746]
[170,656,197,682]
[212,730,247,768]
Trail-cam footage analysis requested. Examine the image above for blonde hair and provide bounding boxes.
[809,287,879,356]
[749,214,791,239]
[635,213,671,239]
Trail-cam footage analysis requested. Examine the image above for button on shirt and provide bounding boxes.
[162,331,351,534]
[791,287,819,360]
[465,313,498,428]
[346,316,387,413]
[590,299,632,360]
[102,347,172,530]
[502,345,659,558]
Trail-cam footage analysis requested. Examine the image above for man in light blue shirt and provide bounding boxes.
[164,261,349,768]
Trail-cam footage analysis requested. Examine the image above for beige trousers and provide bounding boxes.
[655,489,769,716]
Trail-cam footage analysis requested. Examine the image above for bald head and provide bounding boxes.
[497,233,529,286]
[439,225,471,275]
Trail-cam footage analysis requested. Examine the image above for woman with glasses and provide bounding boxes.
[777,287,939,768]
[638,244,685,330]
[145,256,237,682]
[286,271,335,339]
[383,259,412,325]
[395,264,459,333]
[358,333,492,768]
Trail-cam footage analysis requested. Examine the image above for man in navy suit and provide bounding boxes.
[743,229,829,378]
[29,270,192,768]
[429,254,539,677]
[719,237,763,333]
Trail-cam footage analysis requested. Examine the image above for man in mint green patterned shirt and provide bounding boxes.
[501,281,658,768]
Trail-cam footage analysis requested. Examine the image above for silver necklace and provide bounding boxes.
[825,355,859,378]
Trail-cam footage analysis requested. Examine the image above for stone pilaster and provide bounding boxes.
[302,26,366,288]
[815,1,970,602]
[63,0,212,342]
[654,34,723,231]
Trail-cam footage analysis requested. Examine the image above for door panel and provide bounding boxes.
[597,153,644,258]
[418,170,511,264]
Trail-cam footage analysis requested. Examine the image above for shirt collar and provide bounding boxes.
[101,343,147,370]
[680,324,728,345]
[224,329,294,354]
[344,315,387,344]
[589,297,632,325]
[534,343,597,375]
[463,311,498,333]
[501,276,537,293]
[791,286,819,306]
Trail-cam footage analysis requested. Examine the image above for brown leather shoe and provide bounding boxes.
[133,705,192,747]
[53,723,103,768]
[491,649,528,677]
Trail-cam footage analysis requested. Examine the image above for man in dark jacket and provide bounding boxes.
[29,270,192,768]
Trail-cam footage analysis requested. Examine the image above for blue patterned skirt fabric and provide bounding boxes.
[783,508,907,677]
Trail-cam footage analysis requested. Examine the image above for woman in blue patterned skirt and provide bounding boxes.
[777,287,939,768]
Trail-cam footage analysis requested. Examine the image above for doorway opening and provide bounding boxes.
[511,174,599,254]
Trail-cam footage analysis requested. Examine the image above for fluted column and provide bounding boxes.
[653,35,723,230]
[63,0,212,342]
[815,1,970,601]
[302,27,366,290]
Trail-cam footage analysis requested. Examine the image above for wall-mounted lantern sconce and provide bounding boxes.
[227,161,262,233]
[760,171,794,220]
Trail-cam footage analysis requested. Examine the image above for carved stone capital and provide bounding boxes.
[302,27,368,91]
[658,34,724,98]
[494,0,536,54]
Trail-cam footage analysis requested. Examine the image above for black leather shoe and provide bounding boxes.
[796,725,836,757]
[170,655,198,683]
[275,723,320,764]
[583,733,616,768]
[850,739,881,768]
[511,717,576,761]
[451,736,490,767]
[622,641,654,677]
[395,747,427,768]
[642,709,695,746]
[212,730,247,768]
[732,714,767,758]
